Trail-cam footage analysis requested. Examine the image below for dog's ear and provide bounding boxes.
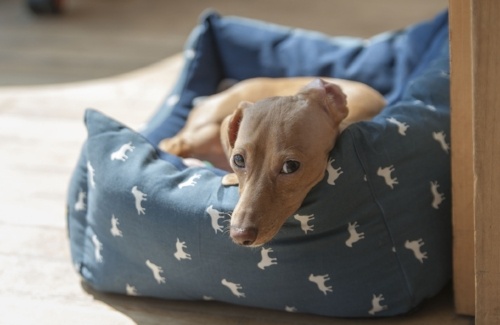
[301,79,348,125]
[220,101,252,159]
[228,102,249,148]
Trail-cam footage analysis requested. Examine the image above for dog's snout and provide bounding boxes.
[230,226,258,246]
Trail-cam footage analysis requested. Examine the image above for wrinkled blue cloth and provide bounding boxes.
[142,10,448,146]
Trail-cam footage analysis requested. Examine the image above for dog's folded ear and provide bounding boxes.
[220,101,252,159]
[228,102,251,148]
[221,173,239,186]
[301,79,349,126]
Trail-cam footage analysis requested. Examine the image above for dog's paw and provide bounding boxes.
[221,173,239,186]
[159,137,189,157]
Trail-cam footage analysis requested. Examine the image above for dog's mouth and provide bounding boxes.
[229,188,305,247]
[230,226,258,246]
[230,223,283,247]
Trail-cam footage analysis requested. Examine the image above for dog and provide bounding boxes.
[160,77,385,246]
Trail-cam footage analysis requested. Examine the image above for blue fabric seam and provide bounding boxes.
[71,142,91,280]
[346,127,416,307]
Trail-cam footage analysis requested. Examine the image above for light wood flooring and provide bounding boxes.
[0,0,474,324]
[1,0,449,86]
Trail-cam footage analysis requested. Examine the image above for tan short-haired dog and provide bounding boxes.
[160,77,385,246]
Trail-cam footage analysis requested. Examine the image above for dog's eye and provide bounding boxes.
[281,160,300,174]
[233,154,245,168]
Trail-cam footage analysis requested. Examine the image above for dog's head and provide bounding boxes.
[220,79,348,246]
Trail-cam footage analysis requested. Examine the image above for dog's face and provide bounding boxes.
[221,79,348,246]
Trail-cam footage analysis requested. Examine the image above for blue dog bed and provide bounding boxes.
[67,10,451,317]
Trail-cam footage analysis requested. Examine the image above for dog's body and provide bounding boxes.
[159,77,384,171]
[160,77,385,246]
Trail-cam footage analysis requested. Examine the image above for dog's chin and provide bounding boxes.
[245,242,265,248]
[240,239,268,248]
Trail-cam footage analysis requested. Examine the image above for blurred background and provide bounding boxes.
[0,0,448,86]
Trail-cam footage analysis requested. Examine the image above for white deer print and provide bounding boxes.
[309,274,333,295]
[110,142,135,161]
[257,247,278,270]
[110,215,123,237]
[221,279,245,298]
[131,186,147,215]
[126,284,138,296]
[387,117,409,136]
[425,104,437,111]
[87,161,96,188]
[345,222,365,248]
[146,259,166,284]
[326,158,343,185]
[412,99,436,111]
[178,173,201,189]
[206,205,229,233]
[377,165,399,189]
[75,190,86,211]
[440,70,450,78]
[174,238,192,261]
[430,181,445,209]
[432,131,450,154]
[368,294,388,315]
[165,94,180,107]
[405,239,428,263]
[294,214,315,234]
[185,48,196,60]
[91,235,103,263]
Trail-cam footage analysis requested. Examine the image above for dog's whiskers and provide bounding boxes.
[222,225,231,235]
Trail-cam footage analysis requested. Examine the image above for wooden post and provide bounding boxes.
[451,1,500,322]
[449,0,475,316]
[471,1,500,324]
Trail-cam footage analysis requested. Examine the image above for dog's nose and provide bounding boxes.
[230,227,258,246]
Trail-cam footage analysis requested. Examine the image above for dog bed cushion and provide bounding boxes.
[67,10,451,317]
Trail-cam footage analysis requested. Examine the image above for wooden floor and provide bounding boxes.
[1,0,450,86]
[0,0,474,324]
